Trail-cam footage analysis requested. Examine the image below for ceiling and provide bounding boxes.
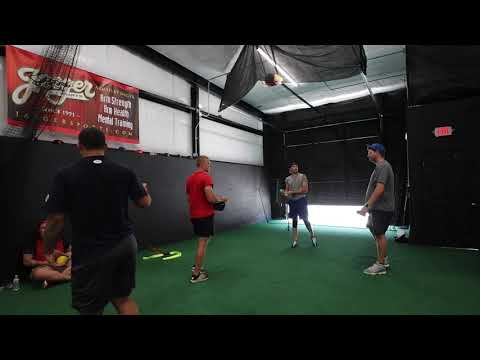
[148,45,406,115]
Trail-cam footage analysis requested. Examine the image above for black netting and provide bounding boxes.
[19,45,80,140]
[220,45,367,112]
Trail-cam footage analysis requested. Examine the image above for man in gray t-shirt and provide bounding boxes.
[282,162,317,248]
[357,143,395,276]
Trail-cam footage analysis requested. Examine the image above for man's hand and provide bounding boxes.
[357,206,368,216]
[53,249,66,258]
[45,253,55,266]
[142,182,149,192]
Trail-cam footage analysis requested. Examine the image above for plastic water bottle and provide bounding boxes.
[12,275,20,292]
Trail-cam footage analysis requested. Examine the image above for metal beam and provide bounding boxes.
[360,72,384,140]
[200,112,263,136]
[285,117,378,133]
[118,45,265,119]
[139,90,194,113]
[282,84,322,114]
[191,85,200,157]
[286,135,379,148]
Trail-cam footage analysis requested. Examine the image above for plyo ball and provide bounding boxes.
[56,255,69,266]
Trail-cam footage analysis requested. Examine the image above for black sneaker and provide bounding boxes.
[190,272,209,284]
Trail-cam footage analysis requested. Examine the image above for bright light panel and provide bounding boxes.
[306,205,368,228]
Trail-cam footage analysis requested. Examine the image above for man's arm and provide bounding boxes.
[365,183,385,208]
[204,186,228,204]
[129,171,152,208]
[357,183,385,216]
[43,213,65,256]
[134,183,152,208]
[23,254,48,267]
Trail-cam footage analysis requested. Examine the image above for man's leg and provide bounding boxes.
[111,297,139,315]
[32,266,70,284]
[368,228,380,260]
[376,234,388,265]
[303,218,317,247]
[193,238,209,275]
[303,219,314,237]
[292,219,299,247]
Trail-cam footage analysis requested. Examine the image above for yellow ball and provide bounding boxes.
[56,255,68,266]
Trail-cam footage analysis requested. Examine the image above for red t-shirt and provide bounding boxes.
[186,170,214,219]
[33,220,65,261]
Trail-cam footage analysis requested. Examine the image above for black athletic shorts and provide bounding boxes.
[71,234,137,315]
[367,210,394,236]
[191,215,215,238]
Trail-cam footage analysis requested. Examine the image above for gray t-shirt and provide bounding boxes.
[285,173,308,201]
[365,160,395,212]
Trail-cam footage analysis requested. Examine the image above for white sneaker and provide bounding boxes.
[377,257,390,268]
[291,241,298,248]
[190,272,209,284]
[311,236,318,247]
[364,262,387,276]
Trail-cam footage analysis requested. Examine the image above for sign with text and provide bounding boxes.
[433,126,454,138]
[6,45,139,144]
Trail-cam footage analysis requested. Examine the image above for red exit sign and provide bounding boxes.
[433,126,454,137]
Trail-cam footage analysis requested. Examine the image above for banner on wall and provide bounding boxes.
[6,45,140,144]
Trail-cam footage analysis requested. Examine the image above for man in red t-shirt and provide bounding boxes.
[186,155,228,283]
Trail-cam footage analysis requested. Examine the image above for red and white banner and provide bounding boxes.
[6,45,140,144]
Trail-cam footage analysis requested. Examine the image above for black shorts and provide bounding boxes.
[367,211,394,236]
[191,215,215,238]
[288,197,309,220]
[71,234,137,315]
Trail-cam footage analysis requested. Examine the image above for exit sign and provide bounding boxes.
[433,126,454,138]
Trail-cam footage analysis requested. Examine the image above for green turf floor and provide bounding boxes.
[2,222,480,315]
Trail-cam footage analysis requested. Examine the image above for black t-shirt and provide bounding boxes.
[46,155,146,265]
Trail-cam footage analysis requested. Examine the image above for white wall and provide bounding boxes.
[199,88,263,131]
[1,45,264,165]
[200,119,263,166]
[139,99,191,156]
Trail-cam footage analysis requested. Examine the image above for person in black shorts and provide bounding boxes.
[186,156,228,284]
[357,143,395,276]
[282,162,317,248]
[42,127,152,315]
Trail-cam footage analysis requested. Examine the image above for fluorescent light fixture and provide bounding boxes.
[306,205,368,228]
[257,48,298,87]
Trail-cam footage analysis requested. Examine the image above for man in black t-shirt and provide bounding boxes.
[43,128,152,315]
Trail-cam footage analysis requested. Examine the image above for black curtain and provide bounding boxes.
[407,45,480,106]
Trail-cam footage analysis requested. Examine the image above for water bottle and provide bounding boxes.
[12,275,20,292]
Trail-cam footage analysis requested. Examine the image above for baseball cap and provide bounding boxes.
[367,143,386,156]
